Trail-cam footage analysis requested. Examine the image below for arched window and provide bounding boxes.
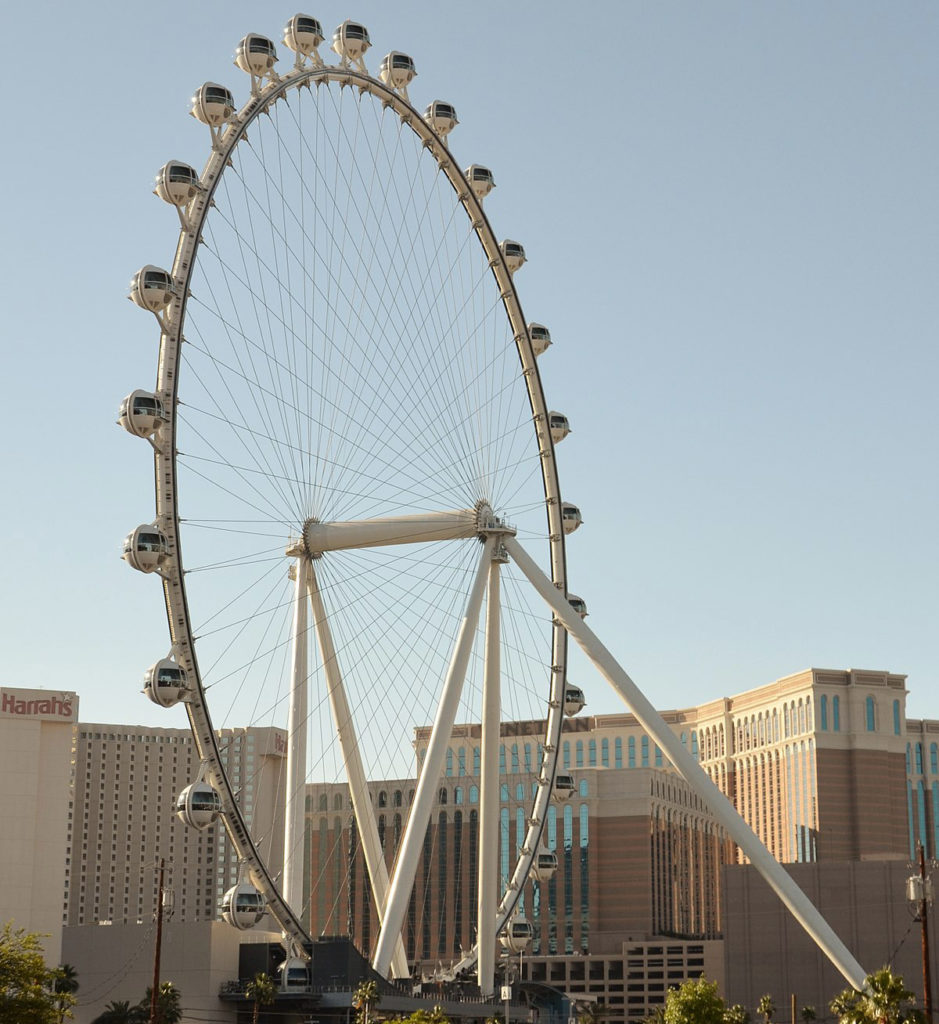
[588,739,597,766]
[579,779,588,797]
[932,743,938,775]
[455,787,464,805]
[691,731,698,759]
[601,738,609,767]
[393,789,402,807]
[654,745,663,768]
[866,696,876,732]
[516,783,524,801]
[628,736,636,768]
[563,741,571,769]
[446,749,453,776]
[469,785,479,803]
[772,708,779,742]
[333,793,343,810]
[832,696,841,731]
[511,744,520,773]
[458,746,466,776]
[473,747,481,773]
[641,736,649,767]
[907,744,912,773]
[524,743,533,772]
[615,737,623,769]
[916,744,924,775]
[500,783,509,802]
[680,732,687,748]
[893,700,901,736]
[318,793,328,811]
[576,740,584,768]
[499,745,506,773]
[439,787,448,804]
[819,695,828,731]
[784,705,791,737]
[378,790,387,807]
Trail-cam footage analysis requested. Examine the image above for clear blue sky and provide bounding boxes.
[2,1,937,727]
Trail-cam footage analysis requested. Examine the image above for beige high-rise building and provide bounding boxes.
[0,685,78,964]
[64,723,286,928]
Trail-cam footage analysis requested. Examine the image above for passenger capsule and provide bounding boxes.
[283,14,324,62]
[144,658,188,708]
[553,773,576,800]
[154,161,200,208]
[129,266,175,313]
[528,323,551,357]
[119,390,166,439]
[331,21,370,66]
[567,594,588,619]
[500,916,535,953]
[191,83,236,127]
[424,100,458,139]
[122,525,169,574]
[563,684,586,717]
[235,34,278,77]
[500,239,526,274]
[379,52,416,96]
[465,165,495,201]
[548,411,571,444]
[530,849,558,882]
[281,957,309,989]
[221,882,266,930]
[175,780,222,829]
[560,502,583,534]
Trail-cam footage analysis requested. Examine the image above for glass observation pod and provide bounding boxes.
[122,525,169,574]
[221,882,266,930]
[560,502,583,534]
[547,411,571,444]
[554,773,576,800]
[465,164,495,201]
[119,390,165,438]
[424,100,458,138]
[281,957,309,990]
[563,684,586,717]
[528,323,551,357]
[500,239,526,274]
[283,14,324,56]
[501,917,535,952]
[567,594,588,619]
[191,83,236,126]
[154,161,200,207]
[331,20,370,63]
[144,658,188,708]
[531,849,558,881]
[379,52,417,93]
[235,34,278,76]
[175,781,222,829]
[129,266,174,313]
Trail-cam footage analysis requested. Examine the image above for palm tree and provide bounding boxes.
[758,995,776,1024]
[353,979,381,1024]
[800,1007,817,1024]
[830,966,922,1024]
[245,971,276,1024]
[91,1000,140,1024]
[579,1001,615,1024]
[139,982,182,1024]
[53,963,79,1023]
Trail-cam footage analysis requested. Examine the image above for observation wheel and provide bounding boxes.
[120,16,586,990]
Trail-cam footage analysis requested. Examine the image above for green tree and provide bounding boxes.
[800,1007,816,1024]
[52,965,79,1024]
[725,1006,751,1024]
[579,1002,615,1024]
[758,996,775,1024]
[138,982,182,1024]
[663,977,727,1024]
[830,967,923,1024]
[353,980,381,1024]
[0,920,74,1024]
[245,972,276,1024]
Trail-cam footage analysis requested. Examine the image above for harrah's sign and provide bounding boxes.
[0,687,78,722]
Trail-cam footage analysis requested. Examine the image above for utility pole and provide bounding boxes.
[151,857,165,1024]
[907,843,934,1022]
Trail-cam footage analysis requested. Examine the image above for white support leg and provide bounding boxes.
[373,536,496,979]
[501,535,867,991]
[283,557,309,921]
[478,551,504,998]
[307,563,409,979]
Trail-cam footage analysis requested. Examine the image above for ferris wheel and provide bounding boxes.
[119,15,586,992]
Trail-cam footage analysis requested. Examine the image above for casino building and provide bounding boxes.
[0,685,78,964]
